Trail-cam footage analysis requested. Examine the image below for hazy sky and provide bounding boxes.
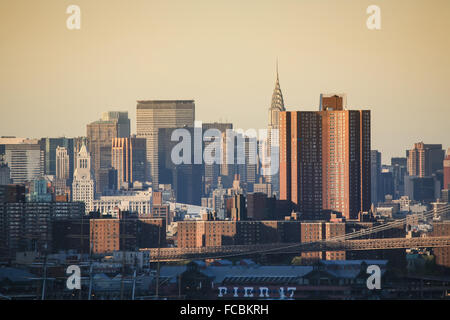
[0,0,449,163]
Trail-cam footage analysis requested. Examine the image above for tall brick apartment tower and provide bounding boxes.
[280,94,371,220]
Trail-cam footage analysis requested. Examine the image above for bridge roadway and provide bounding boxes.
[144,236,450,262]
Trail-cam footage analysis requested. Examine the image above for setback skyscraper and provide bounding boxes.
[55,146,71,196]
[56,146,70,180]
[264,64,285,194]
[72,144,95,213]
[87,111,130,195]
[101,111,131,138]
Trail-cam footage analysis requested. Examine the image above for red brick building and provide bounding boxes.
[279,94,370,220]
[430,221,450,269]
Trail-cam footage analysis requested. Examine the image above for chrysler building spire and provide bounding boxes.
[264,61,285,195]
[269,60,285,128]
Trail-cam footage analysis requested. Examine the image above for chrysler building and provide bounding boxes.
[263,62,285,193]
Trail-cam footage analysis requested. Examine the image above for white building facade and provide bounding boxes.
[3,142,44,184]
[72,144,95,213]
[92,190,152,217]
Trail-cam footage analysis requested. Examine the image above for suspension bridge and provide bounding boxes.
[145,204,450,262]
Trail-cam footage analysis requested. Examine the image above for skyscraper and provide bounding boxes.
[268,64,285,136]
[371,150,382,205]
[404,175,440,202]
[73,137,89,173]
[158,127,202,205]
[407,142,445,177]
[279,111,323,218]
[111,136,146,189]
[279,94,371,220]
[264,63,285,193]
[72,144,95,213]
[136,100,195,186]
[87,111,130,195]
[0,154,11,185]
[220,130,235,185]
[55,146,71,196]
[219,130,258,191]
[101,111,131,138]
[323,95,371,219]
[39,137,74,178]
[243,136,258,190]
[379,166,395,201]
[56,146,70,180]
[202,122,233,193]
[391,157,407,199]
[230,194,247,221]
[0,140,44,184]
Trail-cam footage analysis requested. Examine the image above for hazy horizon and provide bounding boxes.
[1,0,449,163]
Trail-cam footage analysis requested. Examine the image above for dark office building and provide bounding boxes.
[391,157,407,199]
[371,150,382,204]
[441,189,450,203]
[247,192,297,220]
[39,137,75,179]
[52,219,90,253]
[379,171,394,201]
[247,193,271,220]
[0,185,26,203]
[108,168,118,191]
[158,127,203,205]
[138,218,166,248]
[230,194,247,221]
[405,176,439,203]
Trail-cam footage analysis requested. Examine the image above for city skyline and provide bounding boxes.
[1,0,449,163]
[2,0,450,305]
